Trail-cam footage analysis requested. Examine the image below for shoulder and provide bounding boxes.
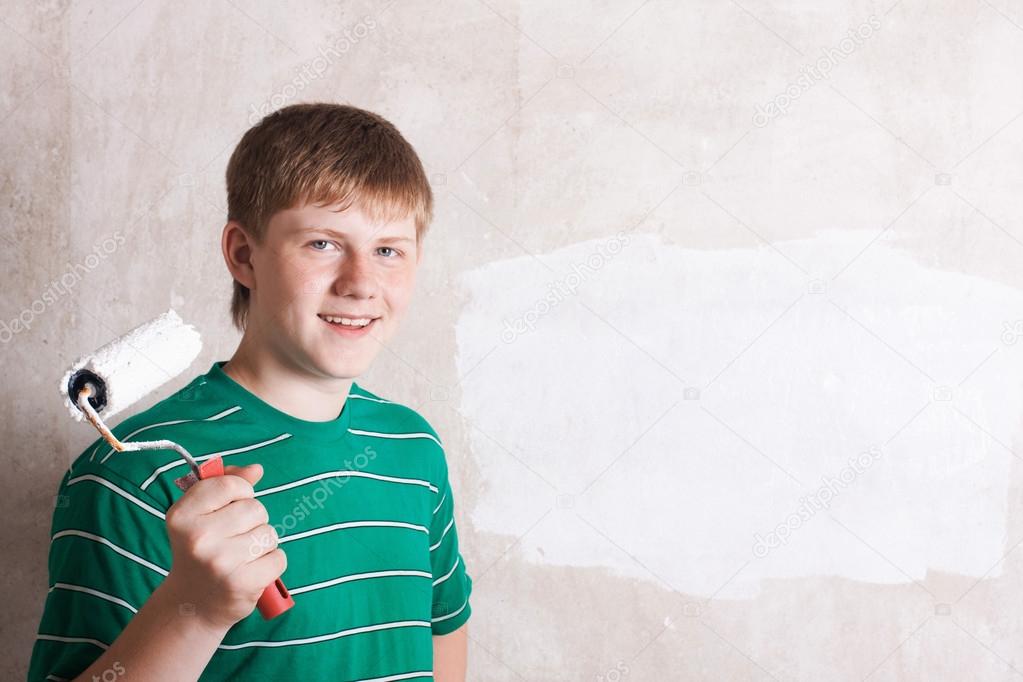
[348,383,449,474]
[349,383,442,442]
[68,371,233,499]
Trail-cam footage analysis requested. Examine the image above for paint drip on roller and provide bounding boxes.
[59,309,203,422]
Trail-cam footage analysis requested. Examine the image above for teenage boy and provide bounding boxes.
[29,103,472,681]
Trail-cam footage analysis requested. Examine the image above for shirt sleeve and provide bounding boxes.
[27,458,172,682]
[428,457,473,636]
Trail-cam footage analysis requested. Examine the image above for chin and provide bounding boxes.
[311,355,371,381]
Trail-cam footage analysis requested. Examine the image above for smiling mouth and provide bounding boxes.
[317,314,378,329]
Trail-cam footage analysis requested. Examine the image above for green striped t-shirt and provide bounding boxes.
[28,361,472,681]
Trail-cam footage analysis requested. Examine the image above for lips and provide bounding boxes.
[318,314,378,337]
[317,313,378,327]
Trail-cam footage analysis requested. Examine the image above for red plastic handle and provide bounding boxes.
[196,457,295,620]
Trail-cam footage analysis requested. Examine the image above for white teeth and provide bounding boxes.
[320,315,373,327]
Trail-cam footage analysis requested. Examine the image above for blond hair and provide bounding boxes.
[225,102,433,331]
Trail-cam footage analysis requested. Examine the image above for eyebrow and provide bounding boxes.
[297,226,416,244]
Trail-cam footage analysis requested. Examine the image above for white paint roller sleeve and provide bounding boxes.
[60,309,203,422]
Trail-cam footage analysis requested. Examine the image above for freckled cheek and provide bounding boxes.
[382,269,417,313]
[285,262,334,300]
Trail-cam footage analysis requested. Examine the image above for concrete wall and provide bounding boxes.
[4,1,1023,679]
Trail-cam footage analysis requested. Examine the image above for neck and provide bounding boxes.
[223,331,353,423]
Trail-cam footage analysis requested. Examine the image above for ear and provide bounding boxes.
[222,220,256,291]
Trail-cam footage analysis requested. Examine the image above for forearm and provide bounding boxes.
[432,624,468,682]
[70,580,229,682]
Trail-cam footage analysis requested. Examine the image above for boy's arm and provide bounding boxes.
[432,624,468,682]
[428,453,473,677]
[29,462,282,682]
[67,579,230,682]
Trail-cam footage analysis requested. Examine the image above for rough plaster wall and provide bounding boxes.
[3,1,1023,680]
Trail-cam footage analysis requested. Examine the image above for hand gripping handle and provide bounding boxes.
[195,457,295,620]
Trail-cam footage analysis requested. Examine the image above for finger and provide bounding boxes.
[234,523,280,563]
[178,474,257,516]
[233,548,288,596]
[214,525,279,573]
[223,463,264,487]
[202,497,270,538]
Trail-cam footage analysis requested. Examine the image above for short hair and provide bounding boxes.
[225,102,433,331]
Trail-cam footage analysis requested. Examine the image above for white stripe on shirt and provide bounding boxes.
[347,428,442,449]
[355,673,432,682]
[279,520,429,544]
[36,634,109,651]
[51,530,168,576]
[49,582,138,613]
[255,470,437,498]
[430,517,454,552]
[288,569,432,596]
[217,620,430,650]
[431,597,469,624]
[66,474,165,520]
[98,406,242,464]
[348,394,393,404]
[433,556,460,587]
[139,432,291,490]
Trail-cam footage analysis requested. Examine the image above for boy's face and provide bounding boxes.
[238,200,421,382]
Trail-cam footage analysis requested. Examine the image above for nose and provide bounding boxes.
[333,251,377,299]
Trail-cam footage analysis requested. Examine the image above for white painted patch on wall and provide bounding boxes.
[454,230,1022,599]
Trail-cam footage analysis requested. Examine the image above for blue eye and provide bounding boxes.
[377,246,401,258]
[310,240,334,251]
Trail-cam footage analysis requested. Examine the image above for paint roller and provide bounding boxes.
[60,309,294,620]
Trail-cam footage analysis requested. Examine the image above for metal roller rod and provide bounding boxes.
[76,383,202,479]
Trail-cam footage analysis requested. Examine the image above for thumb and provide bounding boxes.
[224,463,264,487]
